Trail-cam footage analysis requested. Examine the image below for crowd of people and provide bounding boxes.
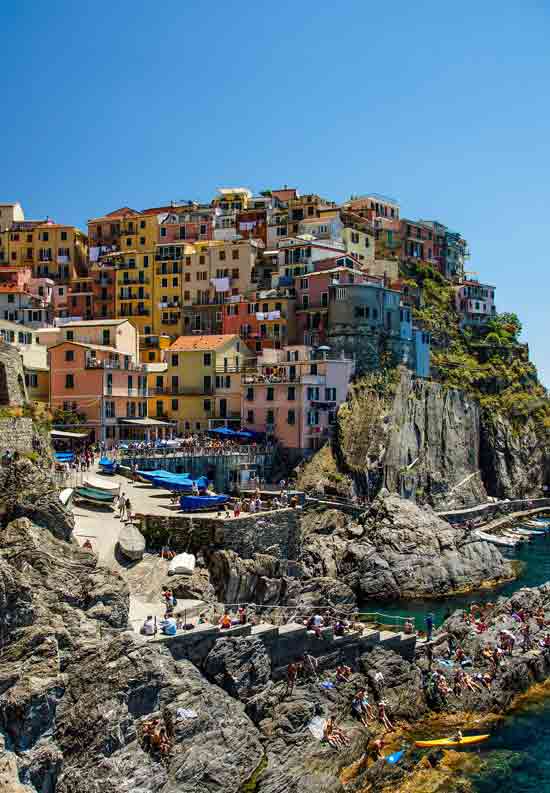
[104,433,273,459]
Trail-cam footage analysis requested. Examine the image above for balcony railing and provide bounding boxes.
[120,276,150,285]
[119,293,151,301]
[155,265,181,275]
[149,385,215,396]
[242,373,327,386]
[85,357,146,372]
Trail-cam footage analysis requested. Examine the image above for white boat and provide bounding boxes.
[168,552,196,576]
[476,530,517,547]
[83,476,121,494]
[59,488,74,507]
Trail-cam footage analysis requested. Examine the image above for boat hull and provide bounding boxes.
[415,734,489,748]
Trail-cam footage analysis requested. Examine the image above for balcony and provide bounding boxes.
[156,265,181,275]
[120,276,150,285]
[150,385,215,396]
[242,372,326,386]
[119,293,151,301]
[85,356,146,372]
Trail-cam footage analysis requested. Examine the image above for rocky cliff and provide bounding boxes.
[300,367,550,509]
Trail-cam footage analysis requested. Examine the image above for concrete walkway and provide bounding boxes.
[70,464,203,631]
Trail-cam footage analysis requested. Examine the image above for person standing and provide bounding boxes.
[125,497,132,522]
[119,492,126,520]
[425,612,434,642]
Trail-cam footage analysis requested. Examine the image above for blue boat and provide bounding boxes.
[179,494,229,512]
[99,457,119,475]
[150,474,208,493]
[137,469,189,484]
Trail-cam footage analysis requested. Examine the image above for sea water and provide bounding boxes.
[361,519,550,629]
[361,518,550,790]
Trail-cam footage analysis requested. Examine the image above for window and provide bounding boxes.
[321,292,328,307]
[231,268,239,279]
[7,294,14,303]
[199,255,205,265]
[219,250,226,261]
[287,386,295,401]
[204,375,212,392]
[65,374,74,388]
[172,277,178,287]
[325,387,337,401]
[156,401,164,417]
[140,237,145,246]
[266,387,274,401]
[162,278,168,288]
[307,386,320,400]
[246,387,254,401]
[171,353,178,366]
[171,399,178,411]
[302,294,309,309]
[65,350,74,361]
[148,351,155,361]
[102,329,110,346]
[66,330,74,341]
[310,363,317,375]
[247,409,254,424]
[307,410,319,426]
[160,227,167,237]
[203,353,212,366]
[232,248,239,260]
[25,373,38,388]
[287,409,296,425]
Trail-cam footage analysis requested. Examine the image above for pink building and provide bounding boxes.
[241,345,354,455]
[455,279,496,328]
[294,262,371,346]
[49,340,149,443]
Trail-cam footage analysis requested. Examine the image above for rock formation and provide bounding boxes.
[302,497,513,601]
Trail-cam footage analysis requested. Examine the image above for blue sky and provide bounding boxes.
[3,0,550,381]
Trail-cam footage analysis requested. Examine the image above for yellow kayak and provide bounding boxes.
[415,734,490,748]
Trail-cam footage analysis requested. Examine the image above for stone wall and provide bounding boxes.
[0,417,34,454]
[139,506,303,559]
[150,620,417,675]
[0,342,27,406]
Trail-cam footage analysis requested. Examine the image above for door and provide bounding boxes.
[219,398,227,418]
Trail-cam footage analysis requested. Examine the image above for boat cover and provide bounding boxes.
[179,494,229,511]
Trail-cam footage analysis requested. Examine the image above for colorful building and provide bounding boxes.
[0,318,49,402]
[455,279,496,327]
[152,334,252,432]
[221,291,297,353]
[241,345,354,455]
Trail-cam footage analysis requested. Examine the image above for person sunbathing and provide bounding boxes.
[351,689,373,725]
[377,701,395,732]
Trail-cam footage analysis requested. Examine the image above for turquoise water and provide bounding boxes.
[361,517,550,791]
[361,518,550,629]
[467,695,550,792]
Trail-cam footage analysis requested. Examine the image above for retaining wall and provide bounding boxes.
[139,506,303,559]
[150,620,417,675]
[0,417,34,454]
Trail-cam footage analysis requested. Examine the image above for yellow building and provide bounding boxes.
[211,188,252,211]
[150,334,251,432]
[0,220,87,282]
[340,210,376,270]
[153,242,187,336]
[114,250,153,336]
[140,333,172,364]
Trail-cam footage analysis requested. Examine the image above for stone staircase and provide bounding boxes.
[149,619,417,673]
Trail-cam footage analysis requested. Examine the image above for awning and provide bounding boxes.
[51,430,89,439]
[119,417,173,426]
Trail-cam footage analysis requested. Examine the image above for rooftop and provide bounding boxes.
[168,334,239,352]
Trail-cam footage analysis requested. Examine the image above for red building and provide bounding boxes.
[221,292,297,353]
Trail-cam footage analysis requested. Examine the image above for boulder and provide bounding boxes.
[304,495,513,601]
[118,523,146,561]
[204,637,272,701]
